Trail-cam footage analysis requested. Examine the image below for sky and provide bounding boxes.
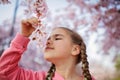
[0,0,15,23]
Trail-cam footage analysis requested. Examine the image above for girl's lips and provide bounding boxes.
[45,47,54,50]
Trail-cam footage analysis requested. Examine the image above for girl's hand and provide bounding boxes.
[21,17,39,37]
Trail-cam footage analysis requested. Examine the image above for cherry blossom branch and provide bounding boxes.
[24,0,49,49]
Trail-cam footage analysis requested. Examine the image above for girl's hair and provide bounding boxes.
[45,64,55,80]
[45,27,92,80]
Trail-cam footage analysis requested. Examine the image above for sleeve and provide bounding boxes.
[0,33,45,80]
[92,76,96,80]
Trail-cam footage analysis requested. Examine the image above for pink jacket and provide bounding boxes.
[0,33,95,80]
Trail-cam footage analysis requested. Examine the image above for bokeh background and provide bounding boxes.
[0,0,120,80]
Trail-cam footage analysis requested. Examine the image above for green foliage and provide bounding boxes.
[113,77,120,80]
[112,55,120,80]
[115,55,120,71]
[112,77,120,80]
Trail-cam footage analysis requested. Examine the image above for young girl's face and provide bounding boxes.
[44,28,74,62]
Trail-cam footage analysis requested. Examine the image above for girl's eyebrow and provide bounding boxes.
[48,34,64,40]
[53,34,64,37]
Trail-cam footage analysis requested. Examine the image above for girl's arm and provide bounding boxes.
[0,33,45,80]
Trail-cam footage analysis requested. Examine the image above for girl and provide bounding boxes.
[0,17,94,80]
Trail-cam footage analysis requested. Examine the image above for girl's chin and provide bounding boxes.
[43,54,52,60]
[44,55,56,62]
[44,56,53,62]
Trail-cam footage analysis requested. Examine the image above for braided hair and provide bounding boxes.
[45,27,92,80]
[80,42,92,80]
[45,64,56,80]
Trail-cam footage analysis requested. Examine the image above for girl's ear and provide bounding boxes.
[71,45,80,56]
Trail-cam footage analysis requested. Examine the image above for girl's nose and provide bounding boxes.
[46,38,53,45]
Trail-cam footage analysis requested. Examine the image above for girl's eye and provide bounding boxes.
[55,38,62,40]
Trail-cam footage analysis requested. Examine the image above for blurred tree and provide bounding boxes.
[0,0,10,4]
[59,0,120,55]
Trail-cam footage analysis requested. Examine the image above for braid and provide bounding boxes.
[45,64,56,80]
[80,42,92,80]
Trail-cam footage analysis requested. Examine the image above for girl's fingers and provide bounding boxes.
[26,17,39,28]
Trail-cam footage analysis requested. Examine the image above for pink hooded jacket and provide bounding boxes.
[0,33,95,80]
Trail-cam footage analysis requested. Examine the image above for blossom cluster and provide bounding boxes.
[30,0,49,49]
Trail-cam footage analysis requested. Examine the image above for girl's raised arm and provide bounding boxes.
[0,18,45,80]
